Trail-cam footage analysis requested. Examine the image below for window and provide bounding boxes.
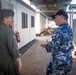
[22,12,28,28]
[31,16,34,27]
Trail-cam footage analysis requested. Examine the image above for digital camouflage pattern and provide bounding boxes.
[45,22,73,75]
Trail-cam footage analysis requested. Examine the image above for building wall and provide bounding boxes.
[68,12,76,27]
[67,11,76,45]
[35,12,50,34]
[73,19,76,45]
[1,0,36,49]
[40,14,46,32]
[35,12,40,34]
[16,2,36,49]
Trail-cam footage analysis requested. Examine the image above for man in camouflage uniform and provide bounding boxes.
[40,10,73,75]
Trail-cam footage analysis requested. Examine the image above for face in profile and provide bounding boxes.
[54,15,62,26]
[4,16,14,26]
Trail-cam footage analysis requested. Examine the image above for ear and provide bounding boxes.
[2,17,8,23]
[4,17,7,21]
[3,17,6,20]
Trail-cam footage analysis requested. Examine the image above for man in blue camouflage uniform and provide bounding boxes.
[40,10,73,75]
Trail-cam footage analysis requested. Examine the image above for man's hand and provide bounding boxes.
[16,58,22,71]
[40,44,46,48]
[48,29,54,35]
[46,40,48,44]
[74,51,76,56]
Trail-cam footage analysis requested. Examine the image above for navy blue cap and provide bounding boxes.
[52,10,68,19]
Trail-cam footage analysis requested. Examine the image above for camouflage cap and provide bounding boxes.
[0,9,14,21]
[1,9,14,17]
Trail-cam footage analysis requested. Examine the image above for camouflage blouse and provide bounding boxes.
[45,22,74,74]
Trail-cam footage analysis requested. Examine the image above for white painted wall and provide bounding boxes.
[46,19,49,28]
[35,12,49,34]
[40,14,46,32]
[35,13,40,34]
[15,2,36,49]
[1,0,15,9]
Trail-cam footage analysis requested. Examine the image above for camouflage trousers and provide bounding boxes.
[46,61,72,75]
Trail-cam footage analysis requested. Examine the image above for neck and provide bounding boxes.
[2,21,9,26]
[59,20,67,26]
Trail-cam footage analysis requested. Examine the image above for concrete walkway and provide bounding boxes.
[20,35,76,75]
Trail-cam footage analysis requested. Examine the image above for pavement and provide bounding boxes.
[20,34,76,75]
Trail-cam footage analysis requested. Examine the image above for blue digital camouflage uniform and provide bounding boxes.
[45,22,73,75]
